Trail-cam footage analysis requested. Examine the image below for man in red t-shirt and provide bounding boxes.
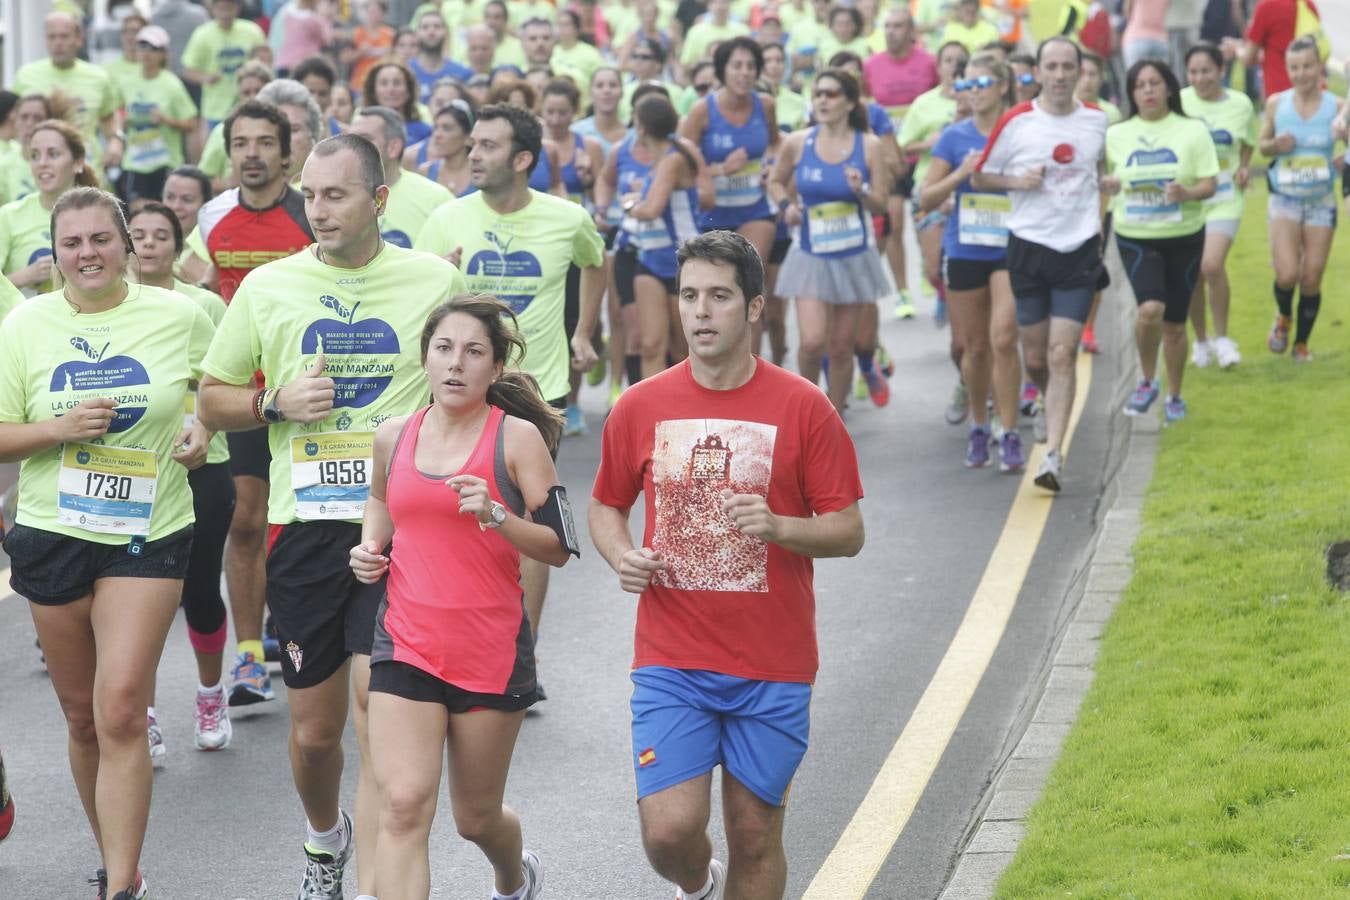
[590,232,865,899]
[1238,0,1320,97]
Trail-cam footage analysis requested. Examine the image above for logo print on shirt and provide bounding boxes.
[1125,148,1179,168]
[466,231,542,315]
[302,294,400,408]
[381,228,412,249]
[50,337,151,432]
[1052,143,1076,165]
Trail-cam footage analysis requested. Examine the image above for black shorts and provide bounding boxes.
[1007,234,1103,326]
[369,659,537,714]
[613,245,639,307]
[1343,163,1350,198]
[4,523,193,606]
[117,167,169,205]
[266,520,383,688]
[603,227,618,251]
[636,261,677,295]
[892,173,915,198]
[768,234,791,265]
[227,427,270,481]
[564,262,581,341]
[1115,229,1205,325]
[943,255,1007,292]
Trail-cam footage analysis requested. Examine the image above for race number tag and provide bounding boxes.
[57,443,157,535]
[290,431,375,520]
[1206,168,1234,205]
[127,128,170,172]
[635,218,673,252]
[182,393,197,428]
[714,160,763,207]
[957,193,1011,247]
[807,201,866,254]
[1122,181,1181,224]
[1276,155,1331,197]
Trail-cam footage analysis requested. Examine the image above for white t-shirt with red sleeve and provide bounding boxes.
[592,358,864,685]
[976,99,1109,253]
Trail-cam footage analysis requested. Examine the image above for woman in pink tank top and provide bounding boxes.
[349,295,575,900]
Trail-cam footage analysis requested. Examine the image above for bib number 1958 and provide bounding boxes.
[290,431,375,520]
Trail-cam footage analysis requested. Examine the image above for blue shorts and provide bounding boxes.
[698,197,775,233]
[630,666,811,807]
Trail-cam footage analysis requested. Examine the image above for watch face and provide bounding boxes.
[492,502,507,524]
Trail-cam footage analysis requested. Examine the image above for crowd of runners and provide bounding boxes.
[0,0,1343,897]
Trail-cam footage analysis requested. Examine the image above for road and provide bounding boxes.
[0,290,1118,899]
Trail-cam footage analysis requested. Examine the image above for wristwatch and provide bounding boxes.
[261,388,286,424]
[481,501,508,529]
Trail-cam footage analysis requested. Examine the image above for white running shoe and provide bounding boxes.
[147,714,166,767]
[1191,339,1213,368]
[1032,398,1047,444]
[1213,336,1241,368]
[194,686,232,751]
[521,849,544,899]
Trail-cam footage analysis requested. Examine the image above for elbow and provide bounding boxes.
[842,527,865,558]
[969,172,988,190]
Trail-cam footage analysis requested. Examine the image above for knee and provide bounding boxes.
[1162,320,1187,339]
[637,328,668,360]
[1047,341,1076,371]
[641,816,704,869]
[64,704,98,747]
[380,784,436,838]
[1023,346,1048,374]
[1200,256,1225,280]
[291,716,344,761]
[95,687,148,744]
[798,332,826,358]
[453,805,502,846]
[725,819,778,867]
[1136,302,1164,326]
[991,327,1018,358]
[228,503,266,544]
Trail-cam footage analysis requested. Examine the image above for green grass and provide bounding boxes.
[994,187,1350,898]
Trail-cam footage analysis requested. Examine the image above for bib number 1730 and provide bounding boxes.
[84,471,134,501]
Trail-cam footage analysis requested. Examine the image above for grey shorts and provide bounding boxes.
[1205,217,1241,240]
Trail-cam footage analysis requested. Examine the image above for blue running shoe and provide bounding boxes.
[563,404,587,436]
[999,430,1025,473]
[1123,379,1160,416]
[965,426,990,468]
[228,652,275,707]
[1164,396,1187,422]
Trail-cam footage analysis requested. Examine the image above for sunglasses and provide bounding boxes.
[694,82,714,94]
[954,74,996,91]
[1017,72,1037,85]
[814,87,843,99]
[632,53,654,61]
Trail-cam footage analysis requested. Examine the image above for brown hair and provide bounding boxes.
[50,186,134,264]
[362,59,421,123]
[420,295,564,452]
[487,77,537,110]
[30,119,99,189]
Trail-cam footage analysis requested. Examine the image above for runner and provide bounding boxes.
[3,92,76,206]
[678,37,780,268]
[973,36,1109,492]
[573,66,627,154]
[921,53,1024,470]
[115,25,199,206]
[0,186,216,900]
[347,104,453,249]
[1103,59,1217,423]
[0,121,99,296]
[129,202,235,757]
[1181,42,1256,370]
[163,165,215,283]
[195,59,273,194]
[181,0,268,130]
[770,67,890,414]
[1258,37,1341,363]
[408,100,476,197]
[351,296,573,900]
[415,103,605,699]
[257,79,325,187]
[624,93,711,379]
[590,230,864,900]
[197,100,315,709]
[199,133,467,900]
[408,8,472,102]
[1074,49,1121,356]
[362,59,432,145]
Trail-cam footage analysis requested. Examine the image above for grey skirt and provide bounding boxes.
[775,243,890,305]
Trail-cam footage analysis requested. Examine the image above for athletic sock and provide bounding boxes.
[198,681,224,695]
[624,354,642,385]
[1273,282,1294,318]
[146,706,157,721]
[237,639,265,661]
[492,886,526,900]
[679,872,716,900]
[306,815,346,855]
[1295,292,1321,345]
[855,352,875,375]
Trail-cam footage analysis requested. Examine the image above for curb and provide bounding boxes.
[937,243,1159,899]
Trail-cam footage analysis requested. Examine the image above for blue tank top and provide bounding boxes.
[610,132,651,250]
[794,127,870,258]
[528,144,554,193]
[1269,90,1338,199]
[636,146,700,279]
[934,119,1008,262]
[559,133,588,206]
[572,117,617,155]
[699,91,773,228]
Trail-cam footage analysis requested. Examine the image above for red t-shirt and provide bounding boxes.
[1247,0,1318,97]
[198,186,314,303]
[863,47,939,112]
[593,358,863,684]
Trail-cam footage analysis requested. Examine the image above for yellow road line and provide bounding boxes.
[804,351,1093,898]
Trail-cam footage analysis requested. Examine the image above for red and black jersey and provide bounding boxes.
[198,185,314,302]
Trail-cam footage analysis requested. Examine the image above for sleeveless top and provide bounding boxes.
[1269,90,1338,200]
[374,405,534,695]
[699,90,773,227]
[610,131,652,251]
[636,146,701,279]
[795,127,870,259]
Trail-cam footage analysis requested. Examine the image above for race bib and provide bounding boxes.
[290,431,375,520]
[182,393,197,428]
[1122,181,1181,224]
[57,443,157,536]
[1206,169,1234,205]
[714,160,764,207]
[957,193,1011,247]
[807,201,865,254]
[127,128,170,171]
[635,218,672,252]
[1275,155,1331,197]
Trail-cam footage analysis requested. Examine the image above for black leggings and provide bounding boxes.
[183,462,234,651]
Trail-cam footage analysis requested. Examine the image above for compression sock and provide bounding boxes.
[624,354,642,385]
[237,639,265,661]
[1273,282,1294,318]
[856,352,875,375]
[1295,292,1321,345]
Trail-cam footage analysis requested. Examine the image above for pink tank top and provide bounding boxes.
[380,405,532,694]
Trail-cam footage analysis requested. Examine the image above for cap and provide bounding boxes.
[136,25,170,49]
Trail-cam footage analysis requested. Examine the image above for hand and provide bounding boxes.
[148,108,164,125]
[844,165,865,195]
[1333,118,1349,143]
[1099,174,1122,195]
[785,200,803,226]
[445,245,463,269]
[957,148,981,178]
[620,190,641,211]
[13,255,53,288]
[103,139,123,170]
[720,147,748,175]
[278,355,336,424]
[593,209,610,231]
[445,474,493,524]
[571,331,599,371]
[1272,133,1296,154]
[206,72,222,85]
[349,539,389,583]
[1235,166,1250,190]
[170,422,210,470]
[1019,165,1045,191]
[618,546,665,593]
[574,153,594,185]
[721,490,779,542]
[53,397,118,442]
[940,197,955,216]
[1164,181,1188,204]
[1219,37,1240,61]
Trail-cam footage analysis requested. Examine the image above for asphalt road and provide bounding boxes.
[0,289,1117,899]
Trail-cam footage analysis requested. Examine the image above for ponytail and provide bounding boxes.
[487,371,564,455]
[73,161,99,188]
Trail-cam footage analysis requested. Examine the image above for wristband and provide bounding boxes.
[252,388,267,424]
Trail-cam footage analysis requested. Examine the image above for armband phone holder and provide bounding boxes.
[531,485,580,558]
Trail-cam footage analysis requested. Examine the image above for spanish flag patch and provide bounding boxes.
[638,747,657,767]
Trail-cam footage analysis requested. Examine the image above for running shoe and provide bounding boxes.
[1191,339,1213,368]
[864,369,890,407]
[586,340,607,387]
[1213,336,1241,368]
[876,343,895,378]
[1164,396,1187,423]
[945,381,968,425]
[990,413,1005,446]
[1019,382,1040,417]
[676,858,726,900]
[893,290,916,320]
[1034,449,1062,493]
[933,297,948,328]
[1123,379,1160,416]
[563,404,587,436]
[965,427,990,469]
[999,430,1025,473]
[147,714,166,768]
[263,614,280,664]
[91,868,107,900]
[298,810,353,900]
[853,372,869,401]
[521,849,544,899]
[1292,342,1312,363]
[228,651,275,707]
[608,382,623,410]
[1032,397,1047,444]
[1080,326,1099,354]
[109,873,147,900]
[0,747,13,841]
[194,686,232,751]
[1267,315,1290,353]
